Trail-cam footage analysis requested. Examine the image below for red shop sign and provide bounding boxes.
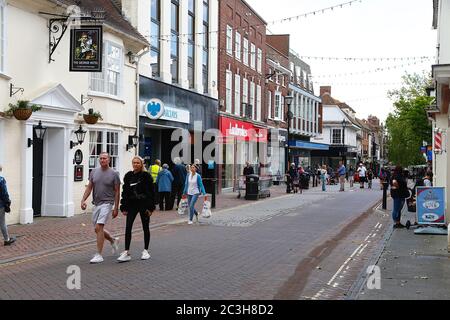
[220,117,267,142]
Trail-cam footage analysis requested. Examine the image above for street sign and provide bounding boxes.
[416,187,446,226]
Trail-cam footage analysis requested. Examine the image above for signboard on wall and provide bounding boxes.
[74,165,84,182]
[70,26,103,72]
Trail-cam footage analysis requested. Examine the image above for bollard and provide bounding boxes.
[382,182,388,210]
[212,178,216,209]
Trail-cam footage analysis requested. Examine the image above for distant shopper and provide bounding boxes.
[348,165,355,188]
[172,157,187,210]
[320,165,327,192]
[357,163,367,189]
[390,166,409,229]
[243,162,254,176]
[118,156,155,263]
[156,164,174,211]
[0,166,15,246]
[81,153,120,264]
[367,169,373,189]
[149,160,161,204]
[423,174,432,187]
[338,161,346,192]
[183,164,207,225]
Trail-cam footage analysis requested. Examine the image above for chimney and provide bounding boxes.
[320,86,331,97]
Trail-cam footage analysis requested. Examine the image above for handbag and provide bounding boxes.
[178,198,188,215]
[201,200,212,218]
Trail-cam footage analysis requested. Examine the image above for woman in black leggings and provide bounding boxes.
[118,156,155,262]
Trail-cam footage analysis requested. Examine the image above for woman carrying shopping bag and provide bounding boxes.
[183,164,207,225]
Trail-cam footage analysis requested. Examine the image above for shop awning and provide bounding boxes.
[289,140,329,150]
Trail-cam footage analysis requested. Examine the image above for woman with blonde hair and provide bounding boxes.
[118,156,155,262]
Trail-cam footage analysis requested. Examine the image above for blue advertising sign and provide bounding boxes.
[420,146,427,153]
[416,187,446,226]
[427,150,433,161]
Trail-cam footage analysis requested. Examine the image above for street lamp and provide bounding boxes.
[341,119,348,165]
[126,132,140,151]
[70,125,87,149]
[28,121,47,148]
[285,95,294,174]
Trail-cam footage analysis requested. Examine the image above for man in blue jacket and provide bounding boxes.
[0,166,15,246]
[156,164,174,211]
[171,157,187,210]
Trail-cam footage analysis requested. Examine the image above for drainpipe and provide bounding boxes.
[133,47,149,156]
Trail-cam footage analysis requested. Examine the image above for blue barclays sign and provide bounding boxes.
[288,140,329,151]
[141,100,190,124]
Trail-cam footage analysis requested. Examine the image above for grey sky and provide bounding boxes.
[245,0,436,122]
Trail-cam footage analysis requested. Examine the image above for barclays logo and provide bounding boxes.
[145,98,165,120]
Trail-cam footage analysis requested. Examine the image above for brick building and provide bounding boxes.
[217,0,267,190]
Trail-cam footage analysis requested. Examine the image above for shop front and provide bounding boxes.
[267,128,287,183]
[289,140,330,170]
[219,116,267,190]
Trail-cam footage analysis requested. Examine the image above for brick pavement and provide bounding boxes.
[0,184,291,263]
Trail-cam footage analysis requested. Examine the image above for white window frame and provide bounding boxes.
[225,70,232,113]
[296,66,301,85]
[0,1,6,74]
[274,91,282,121]
[89,41,124,99]
[88,130,121,174]
[256,84,261,122]
[235,32,241,61]
[243,38,249,66]
[250,43,256,69]
[234,74,241,116]
[267,91,272,119]
[242,78,248,105]
[226,25,233,56]
[257,48,262,73]
[250,81,255,120]
[332,129,342,145]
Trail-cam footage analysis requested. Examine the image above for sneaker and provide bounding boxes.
[4,236,16,246]
[141,250,151,260]
[111,237,120,255]
[188,220,193,225]
[393,223,406,229]
[90,254,104,264]
[117,251,131,263]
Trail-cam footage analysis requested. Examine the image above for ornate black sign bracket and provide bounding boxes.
[39,11,105,63]
[10,83,24,97]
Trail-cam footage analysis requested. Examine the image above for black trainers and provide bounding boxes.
[4,237,16,246]
[393,224,406,229]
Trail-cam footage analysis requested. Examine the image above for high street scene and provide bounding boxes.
[0,0,448,308]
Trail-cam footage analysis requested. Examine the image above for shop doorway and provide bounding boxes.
[32,128,44,217]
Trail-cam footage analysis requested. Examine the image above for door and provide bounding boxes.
[32,128,44,217]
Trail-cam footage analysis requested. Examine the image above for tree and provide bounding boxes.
[385,72,433,167]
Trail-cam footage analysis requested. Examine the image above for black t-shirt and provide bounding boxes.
[120,171,155,212]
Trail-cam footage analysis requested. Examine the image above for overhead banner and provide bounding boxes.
[70,26,103,72]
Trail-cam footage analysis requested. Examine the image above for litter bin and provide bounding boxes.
[245,174,260,200]
[300,173,310,190]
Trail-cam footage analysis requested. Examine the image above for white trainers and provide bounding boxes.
[111,237,120,255]
[188,220,193,225]
[90,254,104,264]
[117,251,131,263]
[141,250,151,260]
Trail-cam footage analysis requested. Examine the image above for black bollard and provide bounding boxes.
[382,182,388,210]
[212,179,216,209]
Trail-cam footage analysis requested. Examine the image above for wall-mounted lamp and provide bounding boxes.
[126,132,139,151]
[28,121,47,148]
[126,51,138,64]
[70,125,87,149]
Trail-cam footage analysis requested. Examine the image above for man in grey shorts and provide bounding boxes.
[81,152,121,264]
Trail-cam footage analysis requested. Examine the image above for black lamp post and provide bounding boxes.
[341,119,348,165]
[28,121,47,148]
[70,125,87,149]
[285,95,294,174]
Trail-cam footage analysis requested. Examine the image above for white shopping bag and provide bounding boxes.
[202,200,212,218]
[178,198,188,215]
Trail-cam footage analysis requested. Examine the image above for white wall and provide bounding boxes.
[438,0,450,64]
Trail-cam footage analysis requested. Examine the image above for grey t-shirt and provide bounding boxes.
[89,167,121,206]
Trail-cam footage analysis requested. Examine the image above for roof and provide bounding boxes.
[321,93,342,105]
[338,102,356,114]
[355,118,371,130]
[48,0,149,47]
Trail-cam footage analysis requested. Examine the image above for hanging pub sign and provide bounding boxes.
[69,26,103,72]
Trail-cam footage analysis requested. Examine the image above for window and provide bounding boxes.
[0,1,5,73]
[243,38,249,66]
[257,48,262,73]
[225,70,232,113]
[242,78,248,114]
[226,25,233,56]
[290,62,295,82]
[89,131,120,174]
[268,68,273,82]
[171,0,179,84]
[256,85,261,121]
[235,32,241,61]
[296,66,301,85]
[250,81,255,120]
[250,43,256,69]
[89,41,123,97]
[332,129,342,144]
[188,1,195,89]
[150,0,160,78]
[234,74,240,116]
[274,92,281,120]
[202,0,209,94]
[267,91,272,119]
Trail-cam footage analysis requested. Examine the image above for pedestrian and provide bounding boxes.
[423,174,432,187]
[172,157,187,210]
[81,152,121,264]
[149,159,161,205]
[243,161,254,176]
[117,156,155,262]
[288,163,298,193]
[367,169,373,189]
[183,164,207,225]
[338,161,346,192]
[390,166,409,229]
[0,166,15,246]
[348,165,355,188]
[357,163,367,189]
[156,164,174,211]
[320,165,327,192]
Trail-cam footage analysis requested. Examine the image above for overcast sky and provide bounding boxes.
[245,0,437,123]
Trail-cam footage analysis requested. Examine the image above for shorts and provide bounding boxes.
[92,203,113,227]
[359,176,366,183]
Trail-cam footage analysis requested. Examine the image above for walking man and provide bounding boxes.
[0,166,15,246]
[156,164,174,211]
[338,161,346,192]
[243,161,254,176]
[81,153,121,264]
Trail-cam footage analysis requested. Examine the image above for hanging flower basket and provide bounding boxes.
[83,108,103,125]
[5,100,41,121]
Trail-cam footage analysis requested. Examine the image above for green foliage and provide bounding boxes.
[86,108,103,120]
[5,100,41,116]
[385,72,433,167]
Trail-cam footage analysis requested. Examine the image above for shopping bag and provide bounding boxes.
[178,198,188,215]
[201,200,212,218]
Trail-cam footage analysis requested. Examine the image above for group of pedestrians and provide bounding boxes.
[81,152,206,264]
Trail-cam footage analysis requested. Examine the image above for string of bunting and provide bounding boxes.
[296,55,434,62]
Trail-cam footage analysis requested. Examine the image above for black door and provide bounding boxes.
[32,129,44,217]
